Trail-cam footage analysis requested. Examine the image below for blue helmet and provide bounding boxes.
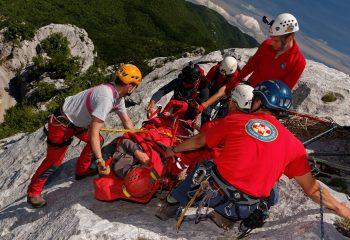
[253,80,292,111]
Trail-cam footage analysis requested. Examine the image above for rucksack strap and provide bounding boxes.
[86,83,117,114]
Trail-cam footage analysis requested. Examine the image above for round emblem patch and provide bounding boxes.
[245,119,278,142]
[280,63,286,69]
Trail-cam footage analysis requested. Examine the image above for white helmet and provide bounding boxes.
[231,84,254,112]
[269,13,299,36]
[219,56,237,75]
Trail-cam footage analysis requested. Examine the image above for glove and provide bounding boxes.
[198,104,206,113]
[96,158,110,175]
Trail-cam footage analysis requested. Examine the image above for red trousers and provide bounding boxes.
[27,116,103,196]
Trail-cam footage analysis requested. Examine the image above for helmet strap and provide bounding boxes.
[250,97,263,113]
[250,103,262,113]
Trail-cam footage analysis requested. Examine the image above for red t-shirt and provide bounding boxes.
[227,39,306,90]
[206,111,310,197]
[206,64,240,92]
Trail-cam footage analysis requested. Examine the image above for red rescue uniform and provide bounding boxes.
[227,39,306,90]
[206,111,310,197]
[206,64,240,94]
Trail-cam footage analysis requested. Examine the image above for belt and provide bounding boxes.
[210,166,261,205]
[52,106,75,128]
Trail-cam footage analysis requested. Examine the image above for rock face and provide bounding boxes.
[0,48,349,240]
[0,24,95,122]
[0,23,95,74]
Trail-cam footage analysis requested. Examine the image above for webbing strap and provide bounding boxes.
[211,167,261,205]
[86,83,116,114]
[43,126,73,148]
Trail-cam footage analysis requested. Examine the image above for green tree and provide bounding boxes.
[41,32,70,57]
[31,82,57,103]
[3,20,35,42]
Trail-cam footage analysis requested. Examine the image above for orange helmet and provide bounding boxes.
[115,64,142,86]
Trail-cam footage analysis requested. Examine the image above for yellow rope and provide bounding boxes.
[158,130,183,143]
[100,128,146,133]
[176,180,209,232]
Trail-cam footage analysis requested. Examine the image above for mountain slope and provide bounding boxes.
[0,48,349,239]
[0,0,258,66]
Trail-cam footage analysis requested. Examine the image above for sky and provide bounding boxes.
[229,0,350,56]
[189,0,350,75]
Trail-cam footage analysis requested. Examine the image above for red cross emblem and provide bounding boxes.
[252,123,271,136]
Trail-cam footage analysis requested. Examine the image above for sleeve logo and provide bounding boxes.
[245,119,278,142]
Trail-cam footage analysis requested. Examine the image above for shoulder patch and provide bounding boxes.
[245,119,278,142]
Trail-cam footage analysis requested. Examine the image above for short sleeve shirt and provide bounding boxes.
[206,111,310,197]
[63,84,126,128]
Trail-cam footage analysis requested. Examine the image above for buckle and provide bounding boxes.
[55,116,72,127]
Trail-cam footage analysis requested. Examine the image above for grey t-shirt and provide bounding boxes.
[62,83,126,128]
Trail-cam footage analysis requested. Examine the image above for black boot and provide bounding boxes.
[155,196,180,221]
[27,195,47,208]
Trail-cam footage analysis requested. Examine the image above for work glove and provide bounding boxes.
[96,158,110,175]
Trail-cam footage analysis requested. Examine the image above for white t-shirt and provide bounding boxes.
[62,83,126,128]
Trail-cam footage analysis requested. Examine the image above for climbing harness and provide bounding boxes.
[176,180,209,232]
[195,183,218,224]
[86,83,118,114]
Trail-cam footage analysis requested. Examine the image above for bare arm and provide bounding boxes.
[295,173,350,219]
[89,116,104,160]
[164,132,207,158]
[201,85,227,109]
[118,112,134,129]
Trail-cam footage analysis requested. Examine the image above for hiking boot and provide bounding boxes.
[27,195,47,208]
[155,200,180,221]
[209,211,235,230]
[75,168,98,180]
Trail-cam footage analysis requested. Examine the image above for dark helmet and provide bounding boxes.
[253,80,292,111]
[178,62,202,84]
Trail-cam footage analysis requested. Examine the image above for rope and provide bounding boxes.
[320,183,324,240]
[303,124,338,146]
[100,128,146,133]
[287,110,334,125]
[195,183,218,224]
[176,180,209,232]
